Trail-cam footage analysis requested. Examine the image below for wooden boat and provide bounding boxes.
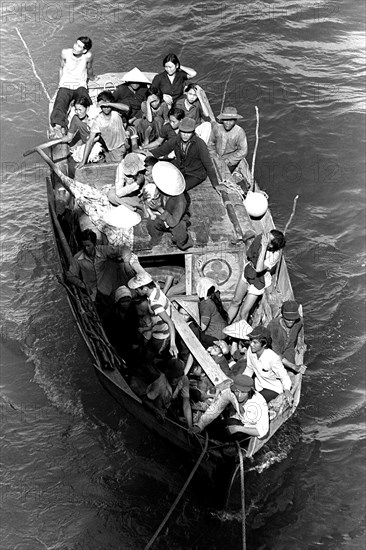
[30,70,306,504]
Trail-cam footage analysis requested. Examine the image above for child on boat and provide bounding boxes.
[135,87,169,145]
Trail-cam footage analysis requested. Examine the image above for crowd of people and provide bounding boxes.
[57,38,306,442]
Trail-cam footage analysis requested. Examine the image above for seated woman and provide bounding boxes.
[61,97,103,163]
[196,277,229,348]
[135,87,169,145]
[175,83,211,143]
[151,52,197,107]
[228,230,286,323]
[141,107,185,154]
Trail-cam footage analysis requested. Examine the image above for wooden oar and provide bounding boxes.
[26,146,73,195]
[23,138,65,157]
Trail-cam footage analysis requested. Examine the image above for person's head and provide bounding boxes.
[168,107,185,130]
[165,358,185,385]
[148,86,163,108]
[231,375,254,404]
[115,286,132,311]
[72,36,92,55]
[281,300,300,328]
[217,106,243,132]
[248,325,272,354]
[196,277,216,300]
[74,96,91,119]
[128,272,155,296]
[268,229,286,252]
[80,229,97,256]
[184,83,198,104]
[179,117,195,143]
[178,306,192,323]
[163,53,180,76]
[97,91,114,115]
[128,82,141,91]
[144,155,158,178]
[122,153,145,179]
[207,343,223,357]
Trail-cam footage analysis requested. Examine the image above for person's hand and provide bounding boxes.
[120,246,132,264]
[298,364,307,375]
[147,94,158,104]
[127,182,140,193]
[261,232,270,248]
[284,389,294,406]
[76,162,86,169]
[169,343,179,358]
[214,340,230,355]
[163,94,173,107]
[188,425,201,435]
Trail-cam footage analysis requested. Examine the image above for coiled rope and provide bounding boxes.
[143,432,209,550]
[236,442,247,550]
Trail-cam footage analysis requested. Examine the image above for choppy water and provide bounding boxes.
[1,1,365,548]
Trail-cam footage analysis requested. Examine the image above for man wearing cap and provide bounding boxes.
[208,107,248,173]
[267,301,306,374]
[145,161,193,250]
[128,271,178,358]
[113,67,150,123]
[107,152,146,211]
[152,118,220,193]
[244,325,293,404]
[143,358,193,427]
[78,91,130,167]
[190,374,269,438]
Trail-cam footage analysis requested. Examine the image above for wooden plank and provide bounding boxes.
[185,254,193,295]
[171,308,228,386]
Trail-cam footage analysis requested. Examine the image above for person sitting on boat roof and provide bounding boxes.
[50,36,96,137]
[60,97,103,165]
[143,358,193,427]
[78,91,130,167]
[66,229,133,320]
[175,83,212,143]
[145,161,193,250]
[227,230,286,323]
[128,271,179,358]
[208,106,248,174]
[151,118,220,193]
[112,67,150,124]
[190,374,269,439]
[107,152,146,212]
[141,107,185,154]
[151,53,197,107]
[267,301,307,375]
[196,277,229,348]
[134,87,169,146]
[244,325,293,405]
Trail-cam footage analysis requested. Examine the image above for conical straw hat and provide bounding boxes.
[102,204,141,229]
[223,319,253,340]
[122,67,151,84]
[152,162,186,196]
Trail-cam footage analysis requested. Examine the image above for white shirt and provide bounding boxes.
[245,348,292,395]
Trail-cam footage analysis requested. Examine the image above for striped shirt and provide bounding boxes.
[148,287,172,340]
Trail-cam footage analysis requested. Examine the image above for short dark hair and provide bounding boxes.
[145,281,156,290]
[97,91,114,103]
[184,83,198,93]
[144,156,159,168]
[168,107,185,120]
[77,36,92,52]
[163,53,180,67]
[75,96,92,108]
[81,229,97,244]
[148,86,163,102]
[270,229,286,251]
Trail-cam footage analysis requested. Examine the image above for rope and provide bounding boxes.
[283,194,299,235]
[15,27,52,102]
[220,64,234,113]
[144,433,209,550]
[236,442,247,550]
[250,106,259,189]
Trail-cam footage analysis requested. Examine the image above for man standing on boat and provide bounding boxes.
[50,37,96,137]
[190,374,269,438]
[127,271,179,358]
[66,229,134,319]
[267,301,307,374]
